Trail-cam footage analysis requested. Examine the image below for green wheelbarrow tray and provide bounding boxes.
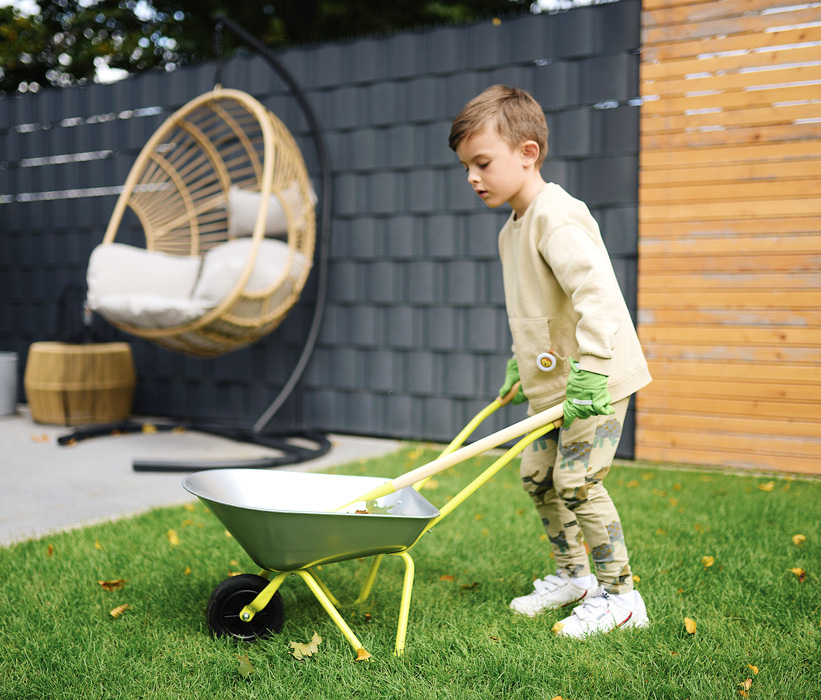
[184,388,563,658]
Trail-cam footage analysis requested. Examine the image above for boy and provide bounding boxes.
[449,85,652,638]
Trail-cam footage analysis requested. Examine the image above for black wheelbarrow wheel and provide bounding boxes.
[207,574,285,641]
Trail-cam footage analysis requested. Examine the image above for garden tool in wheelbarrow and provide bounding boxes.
[183,386,563,658]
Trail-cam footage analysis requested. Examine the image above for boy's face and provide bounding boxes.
[455,126,536,215]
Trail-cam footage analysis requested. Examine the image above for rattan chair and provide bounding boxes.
[88,87,316,357]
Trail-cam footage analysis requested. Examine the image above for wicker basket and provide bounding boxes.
[24,342,136,425]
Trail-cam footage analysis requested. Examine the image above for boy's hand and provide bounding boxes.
[563,359,614,426]
[500,357,527,405]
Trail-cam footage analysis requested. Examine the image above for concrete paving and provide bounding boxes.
[0,406,401,546]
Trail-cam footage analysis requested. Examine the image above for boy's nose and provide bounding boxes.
[467,169,480,184]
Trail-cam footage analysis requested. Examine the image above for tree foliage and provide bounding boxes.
[0,0,530,94]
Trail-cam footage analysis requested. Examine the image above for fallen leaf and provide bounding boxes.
[625,480,640,488]
[738,677,753,697]
[789,567,806,583]
[684,617,697,634]
[355,648,372,662]
[552,621,565,634]
[425,479,439,490]
[98,579,128,592]
[237,654,253,678]
[47,544,54,557]
[183,566,192,576]
[748,664,758,675]
[167,529,180,546]
[141,423,157,434]
[758,481,775,492]
[461,582,480,590]
[172,426,186,435]
[439,574,455,582]
[289,631,322,660]
[492,16,501,25]
[633,575,641,584]
[792,534,806,546]
[30,433,49,443]
[183,503,196,512]
[109,604,130,619]
[702,556,715,568]
[474,513,484,520]
[94,540,102,550]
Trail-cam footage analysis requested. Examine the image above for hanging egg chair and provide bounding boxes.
[86,87,316,358]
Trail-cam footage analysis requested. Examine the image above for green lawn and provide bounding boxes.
[1,447,818,700]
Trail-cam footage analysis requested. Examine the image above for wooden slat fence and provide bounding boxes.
[637,0,821,474]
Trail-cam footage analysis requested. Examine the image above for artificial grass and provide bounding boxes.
[0,447,818,700]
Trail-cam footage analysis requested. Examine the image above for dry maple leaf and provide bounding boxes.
[748,664,758,675]
[684,617,697,634]
[109,604,130,619]
[792,534,806,546]
[758,481,775,492]
[167,529,180,546]
[789,567,807,583]
[355,648,372,662]
[237,654,253,678]
[98,579,128,592]
[702,556,715,568]
[289,631,322,660]
[738,678,753,697]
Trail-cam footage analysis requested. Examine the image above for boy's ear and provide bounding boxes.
[521,140,540,166]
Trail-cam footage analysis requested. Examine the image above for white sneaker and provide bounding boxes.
[509,571,594,617]
[552,589,649,638]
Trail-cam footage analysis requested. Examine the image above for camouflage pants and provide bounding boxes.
[520,396,633,594]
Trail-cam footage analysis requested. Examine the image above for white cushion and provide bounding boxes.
[192,238,298,307]
[90,293,208,329]
[87,242,201,301]
[227,181,316,238]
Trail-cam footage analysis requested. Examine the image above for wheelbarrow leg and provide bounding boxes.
[294,570,369,657]
[354,554,384,604]
[390,551,415,656]
[306,567,341,607]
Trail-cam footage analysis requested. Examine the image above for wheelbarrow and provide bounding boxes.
[183,387,563,658]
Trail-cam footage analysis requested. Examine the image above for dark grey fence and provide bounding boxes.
[0,1,641,454]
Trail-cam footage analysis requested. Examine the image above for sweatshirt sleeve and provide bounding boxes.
[539,223,622,376]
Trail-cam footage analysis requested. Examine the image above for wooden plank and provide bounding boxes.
[640,141,821,169]
[638,342,820,364]
[642,359,821,383]
[641,122,821,150]
[633,443,821,474]
[642,103,821,136]
[642,25,821,62]
[643,6,821,45]
[641,44,821,82]
[641,85,821,118]
[642,0,809,28]
[642,0,722,13]
[640,325,821,347]
[640,160,821,186]
[639,217,821,238]
[642,377,821,403]
[637,427,820,461]
[640,253,821,273]
[639,289,821,308]
[638,308,821,327]
[640,272,821,292]
[635,394,820,422]
[639,233,821,255]
[640,197,821,222]
[641,64,821,99]
[637,410,821,439]
[641,178,819,203]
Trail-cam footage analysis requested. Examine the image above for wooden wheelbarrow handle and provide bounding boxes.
[336,400,564,511]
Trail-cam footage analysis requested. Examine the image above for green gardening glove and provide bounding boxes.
[563,359,615,427]
[499,357,527,405]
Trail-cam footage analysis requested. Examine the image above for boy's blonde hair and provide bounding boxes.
[449,85,548,167]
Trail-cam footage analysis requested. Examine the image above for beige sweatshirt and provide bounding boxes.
[498,183,651,413]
